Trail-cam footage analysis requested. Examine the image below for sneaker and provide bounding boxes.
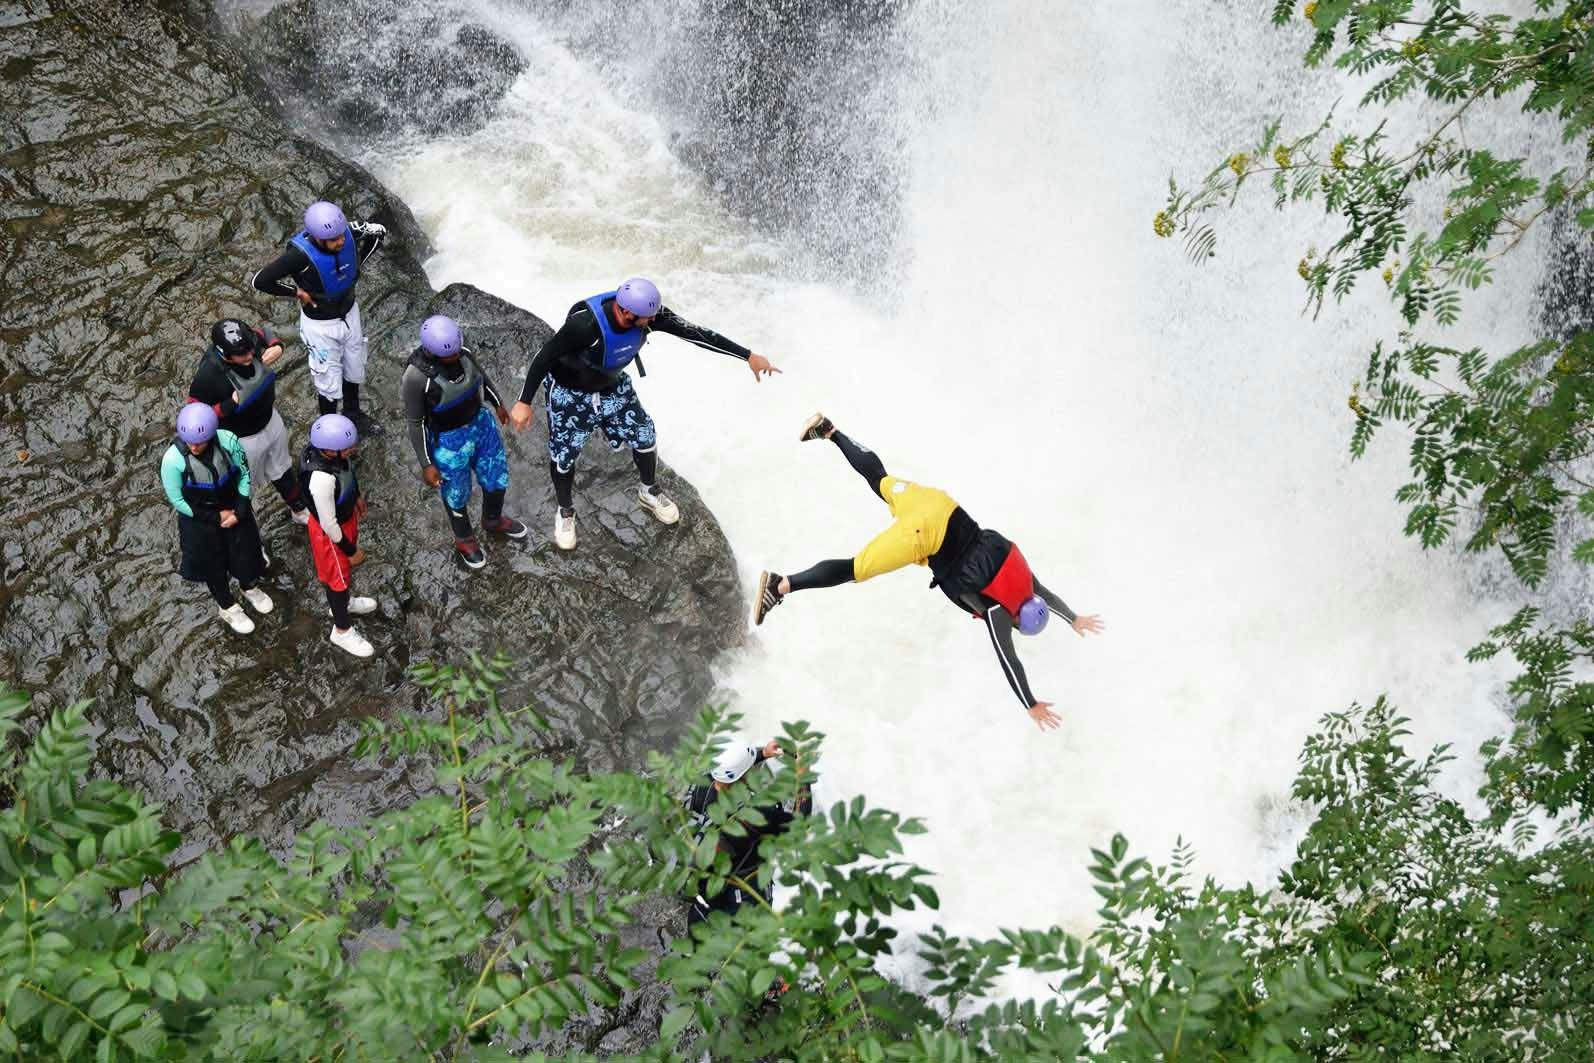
[752,571,785,626]
[637,485,680,525]
[799,412,834,442]
[218,603,256,634]
[290,508,311,526]
[456,537,486,570]
[240,586,274,614]
[328,597,379,619]
[329,625,374,658]
[553,510,577,551]
[483,515,529,539]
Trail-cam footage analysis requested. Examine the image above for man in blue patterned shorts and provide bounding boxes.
[401,315,527,570]
[508,277,779,550]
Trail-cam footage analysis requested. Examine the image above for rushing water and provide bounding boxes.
[318,0,1547,995]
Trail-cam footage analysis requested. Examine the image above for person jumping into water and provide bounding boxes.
[753,415,1104,731]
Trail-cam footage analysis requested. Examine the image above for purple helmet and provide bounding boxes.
[303,200,347,241]
[309,413,358,452]
[420,314,463,358]
[1016,595,1050,636]
[615,277,661,318]
[176,403,218,445]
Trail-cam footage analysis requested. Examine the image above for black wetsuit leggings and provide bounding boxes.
[549,450,656,512]
[786,431,886,592]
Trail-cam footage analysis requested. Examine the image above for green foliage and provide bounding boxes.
[7,664,1594,1059]
[1161,1,1594,822]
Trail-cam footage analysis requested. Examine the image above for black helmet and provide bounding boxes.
[211,319,257,358]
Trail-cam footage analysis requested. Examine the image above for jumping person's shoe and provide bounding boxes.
[483,515,529,539]
[637,485,680,525]
[753,571,785,626]
[218,603,256,634]
[799,412,834,442]
[455,537,487,570]
[240,586,275,614]
[553,510,577,551]
[330,625,374,658]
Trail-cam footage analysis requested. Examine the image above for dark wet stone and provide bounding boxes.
[0,0,742,867]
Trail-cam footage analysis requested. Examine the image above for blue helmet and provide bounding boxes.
[616,276,661,318]
[303,200,347,241]
[1016,596,1050,636]
[309,413,358,451]
[420,314,463,358]
[176,403,218,445]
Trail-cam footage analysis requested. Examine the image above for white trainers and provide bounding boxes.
[637,486,680,525]
[290,508,311,526]
[554,510,577,551]
[218,603,255,634]
[240,586,274,614]
[329,625,374,658]
[349,595,377,616]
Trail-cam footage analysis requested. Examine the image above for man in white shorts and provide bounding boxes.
[187,318,310,531]
[250,200,387,436]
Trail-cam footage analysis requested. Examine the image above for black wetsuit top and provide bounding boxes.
[517,298,751,402]
[189,340,276,438]
[249,222,386,321]
[684,765,811,921]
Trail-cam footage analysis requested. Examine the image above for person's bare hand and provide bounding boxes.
[746,353,781,381]
[261,343,284,367]
[295,288,317,309]
[421,465,442,488]
[493,404,510,426]
[509,401,535,432]
[1071,614,1105,637]
[761,739,784,760]
[1028,702,1063,732]
[218,509,238,528]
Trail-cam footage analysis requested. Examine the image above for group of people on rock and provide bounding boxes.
[162,197,1103,709]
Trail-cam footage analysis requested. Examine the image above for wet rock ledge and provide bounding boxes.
[0,0,744,858]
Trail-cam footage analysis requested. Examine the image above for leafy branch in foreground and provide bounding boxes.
[1158,0,1594,822]
[5,665,1594,1059]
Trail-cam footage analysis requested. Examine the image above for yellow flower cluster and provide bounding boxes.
[1274,145,1293,168]
[1348,390,1366,418]
[1402,38,1427,58]
[1228,153,1250,177]
[1330,142,1348,170]
[1304,1,1318,21]
[1153,211,1176,238]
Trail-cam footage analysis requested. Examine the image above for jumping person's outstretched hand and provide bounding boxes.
[1028,702,1063,732]
[746,353,781,381]
[1071,614,1105,637]
[509,400,535,432]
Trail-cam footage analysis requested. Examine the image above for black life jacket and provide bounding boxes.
[410,348,484,433]
[298,446,360,525]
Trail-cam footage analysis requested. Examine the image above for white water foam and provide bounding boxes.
[363,0,1544,997]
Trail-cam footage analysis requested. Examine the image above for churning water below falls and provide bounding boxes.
[353,0,1533,998]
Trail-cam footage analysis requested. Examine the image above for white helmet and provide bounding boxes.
[710,743,760,785]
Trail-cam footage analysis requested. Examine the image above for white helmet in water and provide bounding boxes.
[710,743,760,785]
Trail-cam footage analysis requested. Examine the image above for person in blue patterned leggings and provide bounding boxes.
[400,315,527,570]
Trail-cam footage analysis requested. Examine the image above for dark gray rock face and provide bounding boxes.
[232,0,526,144]
[0,0,743,869]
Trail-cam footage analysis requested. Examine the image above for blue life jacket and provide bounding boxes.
[582,291,649,374]
[173,439,240,512]
[288,226,359,303]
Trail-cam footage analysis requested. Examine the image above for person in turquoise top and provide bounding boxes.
[161,404,273,633]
